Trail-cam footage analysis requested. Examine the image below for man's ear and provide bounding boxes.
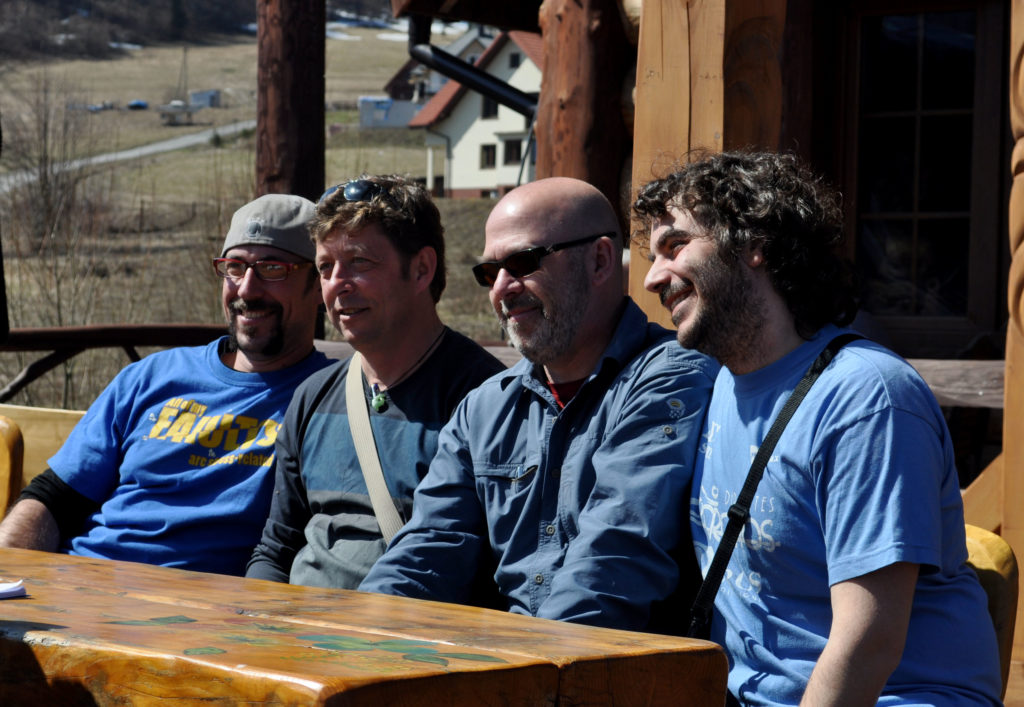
[411,246,437,293]
[590,235,618,286]
[744,243,765,269]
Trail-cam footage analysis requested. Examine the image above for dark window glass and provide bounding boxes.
[480,144,496,169]
[919,114,972,212]
[917,217,969,315]
[858,219,915,315]
[922,12,975,110]
[858,116,915,213]
[482,96,498,119]
[503,139,522,165]
[860,15,917,112]
[855,10,977,325]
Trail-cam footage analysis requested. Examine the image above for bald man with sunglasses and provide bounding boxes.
[0,195,331,575]
[360,178,718,633]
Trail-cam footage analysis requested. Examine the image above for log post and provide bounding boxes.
[536,0,632,226]
[256,0,326,201]
[627,0,786,326]
[1004,1,1024,655]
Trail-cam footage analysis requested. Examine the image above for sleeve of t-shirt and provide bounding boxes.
[47,371,132,504]
[246,398,313,582]
[819,406,946,585]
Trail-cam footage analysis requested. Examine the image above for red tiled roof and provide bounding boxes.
[409,31,542,129]
[508,31,543,68]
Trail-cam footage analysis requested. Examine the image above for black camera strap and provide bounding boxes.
[687,333,863,639]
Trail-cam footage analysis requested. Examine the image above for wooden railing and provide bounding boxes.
[0,324,226,403]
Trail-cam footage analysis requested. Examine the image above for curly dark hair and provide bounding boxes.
[310,174,446,302]
[632,150,858,338]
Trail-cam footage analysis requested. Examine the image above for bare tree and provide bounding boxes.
[0,72,114,407]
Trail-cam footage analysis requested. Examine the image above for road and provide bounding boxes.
[0,119,258,194]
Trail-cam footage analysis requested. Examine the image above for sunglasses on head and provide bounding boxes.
[471,232,614,287]
[318,179,386,205]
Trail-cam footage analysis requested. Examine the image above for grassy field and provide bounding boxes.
[0,28,503,409]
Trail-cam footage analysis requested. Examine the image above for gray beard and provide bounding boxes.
[501,256,589,365]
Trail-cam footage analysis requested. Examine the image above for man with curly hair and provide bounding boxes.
[635,151,1001,706]
[245,175,504,589]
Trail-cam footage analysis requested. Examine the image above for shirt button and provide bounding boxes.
[534,574,544,585]
[545,524,556,536]
[662,425,675,436]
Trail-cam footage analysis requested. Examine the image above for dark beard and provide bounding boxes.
[228,299,285,357]
[676,251,765,367]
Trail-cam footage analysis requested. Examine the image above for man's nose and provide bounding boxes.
[644,256,669,295]
[490,267,523,298]
[234,267,265,297]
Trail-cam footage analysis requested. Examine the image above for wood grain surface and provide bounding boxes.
[0,548,727,705]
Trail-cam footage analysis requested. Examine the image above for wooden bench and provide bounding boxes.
[0,403,85,512]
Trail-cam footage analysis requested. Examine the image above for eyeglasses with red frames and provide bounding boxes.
[212,258,312,282]
[471,232,614,287]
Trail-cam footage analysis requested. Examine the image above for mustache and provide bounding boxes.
[229,298,281,315]
[500,293,543,317]
[659,280,691,308]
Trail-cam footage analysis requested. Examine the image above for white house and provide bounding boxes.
[359,25,496,129]
[409,31,542,198]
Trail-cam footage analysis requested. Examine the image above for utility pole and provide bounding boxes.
[255,0,325,202]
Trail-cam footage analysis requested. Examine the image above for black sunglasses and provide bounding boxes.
[472,232,614,287]
[318,179,386,205]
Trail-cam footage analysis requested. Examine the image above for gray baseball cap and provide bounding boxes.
[220,194,316,261]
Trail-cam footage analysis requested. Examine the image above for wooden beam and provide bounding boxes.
[1005,0,1024,655]
[628,0,787,326]
[963,455,1004,533]
[535,0,633,226]
[628,0,724,325]
[256,0,326,202]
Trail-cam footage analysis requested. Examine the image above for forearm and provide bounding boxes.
[800,636,897,706]
[0,499,60,551]
[800,563,917,706]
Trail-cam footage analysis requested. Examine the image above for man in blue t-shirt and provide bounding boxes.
[635,151,1001,706]
[0,194,331,576]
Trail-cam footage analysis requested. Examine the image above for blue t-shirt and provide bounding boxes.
[49,337,330,575]
[692,325,1001,706]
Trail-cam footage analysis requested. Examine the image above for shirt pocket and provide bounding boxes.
[474,462,538,520]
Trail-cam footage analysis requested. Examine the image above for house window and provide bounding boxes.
[503,138,522,165]
[480,144,497,169]
[844,3,1005,357]
[509,52,522,69]
[482,96,498,119]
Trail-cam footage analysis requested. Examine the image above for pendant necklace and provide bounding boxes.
[369,327,446,413]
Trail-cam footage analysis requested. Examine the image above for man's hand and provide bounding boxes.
[0,499,60,551]
[800,562,918,706]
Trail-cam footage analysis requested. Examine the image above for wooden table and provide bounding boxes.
[0,549,727,705]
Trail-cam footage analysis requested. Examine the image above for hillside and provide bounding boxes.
[0,0,393,61]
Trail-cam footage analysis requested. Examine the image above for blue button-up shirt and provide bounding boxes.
[361,299,718,631]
